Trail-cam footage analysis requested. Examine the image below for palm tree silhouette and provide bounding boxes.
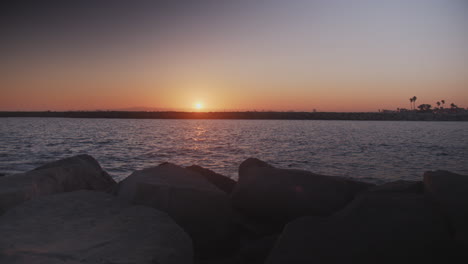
[409,98,414,110]
[412,96,417,110]
[441,100,445,109]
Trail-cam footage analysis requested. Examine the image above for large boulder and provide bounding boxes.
[237,234,279,264]
[266,192,454,264]
[424,170,468,252]
[231,158,373,224]
[238,158,273,176]
[117,163,236,258]
[186,165,236,194]
[0,190,193,264]
[369,180,423,193]
[0,155,116,214]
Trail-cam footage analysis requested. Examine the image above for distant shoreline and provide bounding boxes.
[1,111,468,121]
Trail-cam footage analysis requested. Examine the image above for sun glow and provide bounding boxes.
[194,102,203,110]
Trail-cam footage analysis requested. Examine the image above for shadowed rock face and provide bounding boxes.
[0,155,116,214]
[267,192,454,264]
[0,190,193,264]
[117,163,236,259]
[186,165,236,194]
[237,234,279,264]
[368,180,423,193]
[424,170,468,252]
[231,158,374,226]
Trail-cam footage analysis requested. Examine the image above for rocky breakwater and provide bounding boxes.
[0,155,193,264]
[1,155,467,264]
[0,191,193,264]
[267,172,468,264]
[231,158,373,233]
[0,154,116,214]
[424,170,468,257]
[116,163,237,261]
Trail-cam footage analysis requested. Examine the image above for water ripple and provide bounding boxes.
[1,118,467,183]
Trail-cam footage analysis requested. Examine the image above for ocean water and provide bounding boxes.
[0,118,467,184]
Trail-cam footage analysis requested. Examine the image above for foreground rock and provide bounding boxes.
[117,163,236,259]
[237,235,279,264]
[424,170,468,252]
[368,180,423,193]
[0,155,116,214]
[231,158,373,225]
[267,191,454,264]
[186,165,236,194]
[0,190,193,264]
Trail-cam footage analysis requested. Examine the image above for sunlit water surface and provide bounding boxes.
[1,118,467,184]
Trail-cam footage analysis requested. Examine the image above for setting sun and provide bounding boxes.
[195,103,203,110]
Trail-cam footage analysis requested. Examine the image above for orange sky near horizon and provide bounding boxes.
[2,73,466,112]
[1,0,467,112]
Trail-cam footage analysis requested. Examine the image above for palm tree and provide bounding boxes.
[409,98,413,110]
[418,104,432,112]
[441,100,445,109]
[412,96,417,110]
[436,101,441,107]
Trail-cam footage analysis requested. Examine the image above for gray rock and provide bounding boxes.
[0,190,193,264]
[238,234,278,264]
[117,163,236,258]
[424,170,468,251]
[231,158,373,224]
[0,155,116,214]
[266,192,454,264]
[238,158,273,176]
[186,165,236,193]
[369,180,423,193]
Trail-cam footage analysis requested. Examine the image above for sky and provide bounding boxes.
[1,0,467,112]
